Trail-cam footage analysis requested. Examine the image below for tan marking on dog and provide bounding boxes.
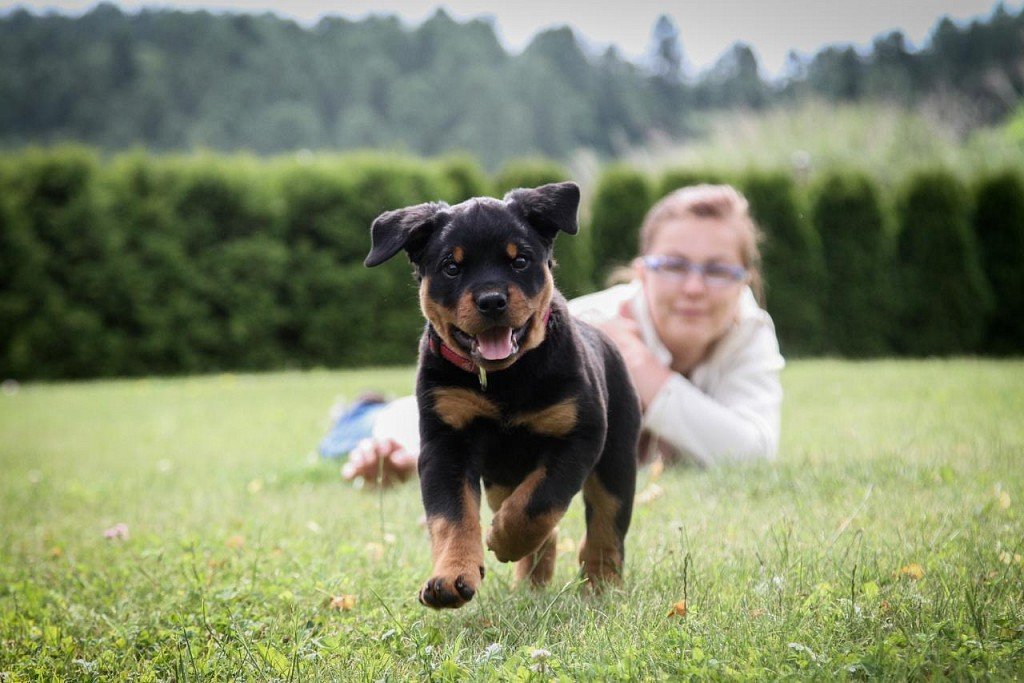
[420,278,472,359]
[428,481,483,567]
[487,467,566,563]
[509,398,578,438]
[515,528,558,587]
[423,481,485,607]
[455,290,477,331]
[485,482,558,585]
[420,277,454,337]
[484,483,513,512]
[505,283,532,326]
[453,246,464,263]
[432,387,500,430]
[519,268,555,354]
[578,474,624,585]
[506,243,518,259]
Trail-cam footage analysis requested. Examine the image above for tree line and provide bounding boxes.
[2,148,1021,380]
[1,4,1022,167]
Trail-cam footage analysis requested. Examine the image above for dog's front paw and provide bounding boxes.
[418,566,484,609]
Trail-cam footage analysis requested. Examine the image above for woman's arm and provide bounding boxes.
[643,327,783,466]
[593,295,784,466]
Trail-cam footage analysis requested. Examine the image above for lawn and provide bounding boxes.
[1,359,1022,680]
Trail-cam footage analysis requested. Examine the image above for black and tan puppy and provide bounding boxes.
[364,182,640,609]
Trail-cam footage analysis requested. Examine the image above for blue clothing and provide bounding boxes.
[318,399,388,460]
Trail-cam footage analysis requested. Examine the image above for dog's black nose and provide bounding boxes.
[475,291,508,318]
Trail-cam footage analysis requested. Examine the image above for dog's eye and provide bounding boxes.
[511,255,529,271]
[442,261,461,278]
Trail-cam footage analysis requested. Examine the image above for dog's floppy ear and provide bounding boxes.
[504,182,580,240]
[365,202,449,267]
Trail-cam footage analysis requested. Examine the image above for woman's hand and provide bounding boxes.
[596,302,672,411]
[342,438,417,487]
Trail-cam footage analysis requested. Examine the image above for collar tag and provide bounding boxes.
[477,366,488,391]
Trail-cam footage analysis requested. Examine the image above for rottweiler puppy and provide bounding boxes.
[364,182,640,609]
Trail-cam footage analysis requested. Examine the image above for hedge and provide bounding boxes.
[741,170,825,357]
[895,170,993,356]
[658,168,728,199]
[0,149,457,377]
[589,164,652,285]
[812,171,895,357]
[0,149,1013,380]
[973,169,1024,354]
[1,148,124,378]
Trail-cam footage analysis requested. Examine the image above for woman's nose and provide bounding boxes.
[680,269,707,293]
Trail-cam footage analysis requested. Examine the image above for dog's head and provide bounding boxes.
[365,182,580,371]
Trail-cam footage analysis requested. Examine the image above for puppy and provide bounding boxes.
[365,182,640,609]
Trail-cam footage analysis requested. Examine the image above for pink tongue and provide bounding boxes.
[476,327,514,360]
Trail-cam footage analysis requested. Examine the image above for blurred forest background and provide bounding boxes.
[3,3,1024,167]
[1,3,1023,379]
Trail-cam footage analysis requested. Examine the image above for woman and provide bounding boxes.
[335,184,784,484]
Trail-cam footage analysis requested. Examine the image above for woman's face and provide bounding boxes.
[636,215,748,368]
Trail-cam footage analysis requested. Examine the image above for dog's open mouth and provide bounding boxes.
[452,318,532,362]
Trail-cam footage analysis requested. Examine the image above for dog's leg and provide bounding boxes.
[485,482,557,587]
[418,447,484,609]
[578,354,639,589]
[578,473,629,586]
[514,529,558,587]
[485,466,567,564]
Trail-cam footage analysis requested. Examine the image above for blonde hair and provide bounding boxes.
[637,184,764,303]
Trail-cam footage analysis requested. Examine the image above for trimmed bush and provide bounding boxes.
[103,154,214,374]
[3,148,1016,380]
[0,147,130,378]
[973,170,1024,354]
[492,158,569,195]
[0,149,467,379]
[437,155,490,203]
[812,171,895,357]
[0,197,40,378]
[198,235,290,369]
[590,164,652,285]
[741,171,826,356]
[895,170,993,355]
[277,156,455,368]
[658,168,728,199]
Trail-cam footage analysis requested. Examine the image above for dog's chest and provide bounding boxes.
[430,385,577,435]
[428,385,580,482]
[471,423,558,486]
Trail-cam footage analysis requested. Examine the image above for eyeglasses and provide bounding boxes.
[641,255,748,288]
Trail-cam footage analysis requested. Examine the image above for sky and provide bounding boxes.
[5,0,1022,76]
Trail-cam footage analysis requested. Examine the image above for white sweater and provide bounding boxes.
[373,282,785,467]
[569,282,784,466]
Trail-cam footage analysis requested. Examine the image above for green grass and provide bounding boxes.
[2,360,1023,680]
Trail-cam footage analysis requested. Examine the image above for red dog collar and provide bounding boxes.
[431,338,478,374]
[430,308,553,389]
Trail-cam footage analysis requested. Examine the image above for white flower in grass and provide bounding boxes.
[529,648,552,672]
[530,648,551,661]
[478,643,503,663]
